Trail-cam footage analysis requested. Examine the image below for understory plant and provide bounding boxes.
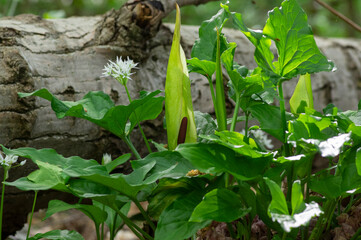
[2,0,361,239]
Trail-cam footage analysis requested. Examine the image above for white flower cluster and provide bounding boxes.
[0,152,25,167]
[102,56,138,86]
[241,129,274,149]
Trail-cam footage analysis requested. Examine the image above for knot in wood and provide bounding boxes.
[128,1,164,28]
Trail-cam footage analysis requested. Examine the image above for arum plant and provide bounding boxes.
[0,152,26,240]
[103,56,152,154]
[165,4,197,151]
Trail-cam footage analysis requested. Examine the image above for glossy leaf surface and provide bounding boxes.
[190,188,250,222]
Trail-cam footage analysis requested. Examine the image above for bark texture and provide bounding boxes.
[0,0,361,237]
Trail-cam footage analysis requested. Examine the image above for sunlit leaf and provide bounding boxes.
[289,74,313,114]
[263,0,335,78]
[28,230,84,240]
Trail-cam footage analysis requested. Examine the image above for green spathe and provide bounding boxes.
[290,74,314,114]
[165,4,197,150]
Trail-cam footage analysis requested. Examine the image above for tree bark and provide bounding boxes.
[0,0,361,237]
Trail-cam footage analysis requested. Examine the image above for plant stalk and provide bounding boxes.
[230,92,241,132]
[125,85,152,154]
[123,136,141,160]
[0,168,8,240]
[26,191,38,239]
[133,198,156,231]
[215,28,227,131]
[114,207,153,240]
[244,112,250,144]
[278,80,290,156]
[207,75,218,118]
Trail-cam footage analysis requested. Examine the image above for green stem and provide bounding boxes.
[101,205,105,240]
[287,162,295,202]
[114,207,153,240]
[95,223,101,240]
[215,28,227,131]
[344,194,354,213]
[309,200,337,240]
[123,136,141,160]
[278,80,290,156]
[26,191,38,239]
[282,231,288,240]
[0,168,8,240]
[230,92,241,132]
[132,198,156,231]
[207,76,218,118]
[244,112,250,144]
[124,85,152,154]
[226,222,236,239]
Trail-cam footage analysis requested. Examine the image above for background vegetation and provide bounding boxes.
[0,0,360,38]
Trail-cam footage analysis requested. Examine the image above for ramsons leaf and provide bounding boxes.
[18,89,163,138]
[45,200,107,229]
[28,230,84,240]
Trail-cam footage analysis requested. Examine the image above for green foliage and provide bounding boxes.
[3,1,361,240]
[28,230,84,240]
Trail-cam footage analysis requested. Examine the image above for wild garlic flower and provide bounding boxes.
[241,129,274,149]
[0,152,20,167]
[102,56,138,86]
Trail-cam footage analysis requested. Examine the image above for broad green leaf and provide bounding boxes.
[266,179,322,232]
[250,104,287,141]
[165,4,197,150]
[270,202,322,233]
[155,191,211,240]
[28,230,84,240]
[265,178,289,215]
[26,161,69,192]
[5,177,56,191]
[341,110,361,126]
[310,175,343,199]
[191,7,229,61]
[263,0,334,78]
[129,90,164,135]
[288,114,333,143]
[318,133,351,158]
[291,181,305,215]
[128,151,195,184]
[204,131,268,158]
[105,153,131,173]
[187,58,216,78]
[45,200,107,229]
[289,74,313,114]
[74,173,144,199]
[190,188,250,222]
[221,4,275,74]
[19,89,163,139]
[149,178,207,220]
[194,111,217,141]
[177,143,272,181]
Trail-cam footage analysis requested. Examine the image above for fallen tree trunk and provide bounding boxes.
[0,0,361,236]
